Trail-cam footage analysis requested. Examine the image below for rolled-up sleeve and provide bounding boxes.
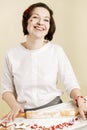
[1,52,15,96]
[58,47,80,96]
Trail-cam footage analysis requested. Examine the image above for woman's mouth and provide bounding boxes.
[34,25,45,31]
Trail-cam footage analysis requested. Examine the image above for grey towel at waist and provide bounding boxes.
[24,96,62,112]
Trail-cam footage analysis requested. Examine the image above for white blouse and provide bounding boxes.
[1,42,80,109]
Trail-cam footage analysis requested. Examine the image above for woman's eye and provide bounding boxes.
[32,16,38,19]
[44,19,49,22]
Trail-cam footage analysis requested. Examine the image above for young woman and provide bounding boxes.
[1,2,87,121]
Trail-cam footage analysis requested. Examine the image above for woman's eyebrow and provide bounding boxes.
[32,13,50,19]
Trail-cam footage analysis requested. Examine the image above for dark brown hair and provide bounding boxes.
[22,2,56,41]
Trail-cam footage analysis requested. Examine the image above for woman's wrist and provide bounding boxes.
[74,96,86,107]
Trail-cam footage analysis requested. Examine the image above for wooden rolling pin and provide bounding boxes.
[16,112,26,118]
[60,109,79,116]
[16,109,79,118]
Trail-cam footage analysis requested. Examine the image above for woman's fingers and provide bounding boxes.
[78,106,87,120]
[2,107,23,121]
[79,110,86,120]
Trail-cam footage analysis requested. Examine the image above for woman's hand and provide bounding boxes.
[76,97,87,120]
[70,88,87,120]
[2,102,24,121]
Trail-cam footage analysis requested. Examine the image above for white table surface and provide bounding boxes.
[14,117,87,130]
[75,125,87,130]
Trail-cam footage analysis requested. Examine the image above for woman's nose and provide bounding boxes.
[37,18,43,25]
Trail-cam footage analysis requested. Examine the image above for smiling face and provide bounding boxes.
[27,7,50,40]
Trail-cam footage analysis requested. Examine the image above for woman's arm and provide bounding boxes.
[2,92,18,109]
[70,88,82,99]
[2,92,24,121]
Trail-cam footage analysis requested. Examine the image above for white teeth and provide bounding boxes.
[34,26,44,31]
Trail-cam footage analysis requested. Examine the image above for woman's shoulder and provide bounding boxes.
[6,43,22,54]
[50,42,64,52]
[4,43,22,59]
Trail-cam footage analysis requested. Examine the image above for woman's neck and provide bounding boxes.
[24,36,47,50]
